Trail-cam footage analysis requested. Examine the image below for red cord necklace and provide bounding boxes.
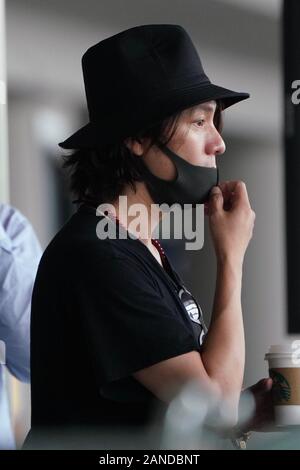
[102,209,167,268]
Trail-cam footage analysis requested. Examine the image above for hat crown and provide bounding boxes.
[59,24,249,150]
[81,24,210,123]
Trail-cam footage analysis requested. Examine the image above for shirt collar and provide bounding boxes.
[0,224,12,252]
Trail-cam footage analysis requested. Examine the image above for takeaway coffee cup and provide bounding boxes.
[265,344,300,426]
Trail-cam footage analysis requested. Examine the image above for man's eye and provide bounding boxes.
[195,119,205,127]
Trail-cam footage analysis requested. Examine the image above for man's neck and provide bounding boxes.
[111,182,161,249]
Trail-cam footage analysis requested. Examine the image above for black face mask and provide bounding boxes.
[139,142,219,208]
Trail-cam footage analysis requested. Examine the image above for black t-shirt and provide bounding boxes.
[29,203,207,433]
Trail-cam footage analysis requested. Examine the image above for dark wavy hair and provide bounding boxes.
[62,101,224,206]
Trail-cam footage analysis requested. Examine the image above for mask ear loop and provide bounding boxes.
[156,141,188,168]
[153,141,180,183]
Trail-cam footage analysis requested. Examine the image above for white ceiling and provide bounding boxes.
[217,0,282,18]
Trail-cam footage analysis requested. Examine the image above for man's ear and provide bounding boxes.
[124,137,143,156]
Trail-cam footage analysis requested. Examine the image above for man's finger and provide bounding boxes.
[263,378,273,391]
[218,180,240,193]
[208,186,223,214]
[218,181,245,210]
[249,378,273,394]
[230,181,251,208]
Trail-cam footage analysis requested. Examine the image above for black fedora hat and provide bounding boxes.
[59,24,249,150]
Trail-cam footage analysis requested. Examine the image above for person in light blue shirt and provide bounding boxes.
[0,203,41,449]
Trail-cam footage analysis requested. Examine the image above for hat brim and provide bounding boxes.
[58,83,249,150]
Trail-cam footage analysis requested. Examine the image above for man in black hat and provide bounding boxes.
[25,24,273,449]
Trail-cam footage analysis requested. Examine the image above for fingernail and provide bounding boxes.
[210,186,220,196]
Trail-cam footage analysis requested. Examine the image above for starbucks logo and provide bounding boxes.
[270,369,291,402]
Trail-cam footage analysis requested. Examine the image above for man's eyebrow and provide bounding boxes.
[191,103,217,114]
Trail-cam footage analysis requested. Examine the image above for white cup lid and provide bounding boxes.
[267,344,294,354]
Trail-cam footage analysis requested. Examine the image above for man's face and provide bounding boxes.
[142,100,226,181]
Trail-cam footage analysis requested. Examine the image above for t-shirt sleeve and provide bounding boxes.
[75,254,199,389]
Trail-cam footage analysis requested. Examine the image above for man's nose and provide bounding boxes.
[207,130,226,157]
[215,131,226,156]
